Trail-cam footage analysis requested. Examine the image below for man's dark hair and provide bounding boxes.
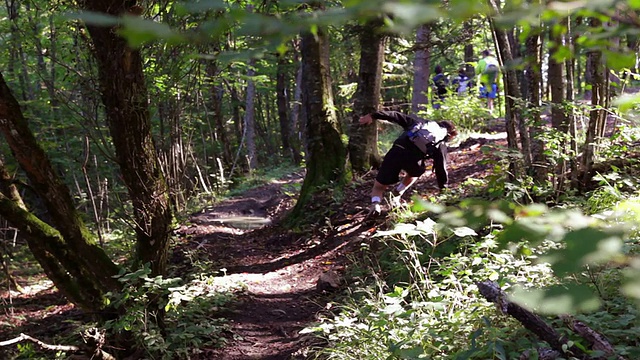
[481,49,492,57]
[438,120,458,141]
[434,64,443,74]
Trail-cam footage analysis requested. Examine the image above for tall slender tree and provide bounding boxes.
[412,24,431,113]
[348,18,385,173]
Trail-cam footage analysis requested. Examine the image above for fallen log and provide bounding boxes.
[477,280,589,359]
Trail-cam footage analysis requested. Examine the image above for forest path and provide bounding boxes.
[175,171,373,359]
[173,121,507,359]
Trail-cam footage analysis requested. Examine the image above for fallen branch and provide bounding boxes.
[0,329,116,360]
[476,280,589,359]
[0,333,80,351]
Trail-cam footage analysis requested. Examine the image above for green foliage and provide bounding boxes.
[303,226,554,359]
[422,93,490,130]
[306,176,640,358]
[103,264,240,359]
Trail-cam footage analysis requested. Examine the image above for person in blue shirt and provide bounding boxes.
[431,65,449,109]
[452,67,471,95]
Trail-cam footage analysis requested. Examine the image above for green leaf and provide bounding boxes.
[603,50,636,71]
[510,284,601,315]
[497,220,550,247]
[119,17,185,48]
[453,226,477,237]
[66,11,119,26]
[622,268,640,300]
[613,92,640,113]
[546,227,623,276]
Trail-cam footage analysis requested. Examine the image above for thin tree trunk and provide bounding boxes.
[290,38,304,164]
[526,24,546,183]
[463,20,475,77]
[277,53,294,161]
[487,1,528,178]
[581,18,606,185]
[412,24,431,113]
[548,18,569,192]
[244,60,258,171]
[348,18,385,173]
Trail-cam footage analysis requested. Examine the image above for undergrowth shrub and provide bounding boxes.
[305,191,640,359]
[103,265,241,359]
[303,219,556,359]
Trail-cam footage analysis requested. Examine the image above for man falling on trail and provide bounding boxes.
[359,110,458,215]
[475,49,501,113]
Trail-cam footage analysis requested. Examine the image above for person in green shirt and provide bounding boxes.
[475,49,501,113]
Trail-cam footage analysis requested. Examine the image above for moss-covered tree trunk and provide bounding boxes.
[348,18,385,173]
[0,72,120,312]
[287,23,349,223]
[80,0,173,276]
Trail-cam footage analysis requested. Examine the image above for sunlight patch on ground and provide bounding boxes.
[213,262,318,296]
[467,132,507,140]
[1,278,55,298]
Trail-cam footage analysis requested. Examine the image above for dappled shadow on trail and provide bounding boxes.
[172,122,509,359]
[207,288,326,360]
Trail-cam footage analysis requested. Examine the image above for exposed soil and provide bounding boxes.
[0,120,508,360]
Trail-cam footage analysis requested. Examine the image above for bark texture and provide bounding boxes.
[0,72,120,311]
[80,0,173,276]
[412,24,431,113]
[288,25,348,223]
[348,18,385,173]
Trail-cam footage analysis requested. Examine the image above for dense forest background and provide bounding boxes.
[2,0,640,359]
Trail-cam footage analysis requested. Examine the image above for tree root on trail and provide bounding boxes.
[477,280,624,360]
[0,328,116,360]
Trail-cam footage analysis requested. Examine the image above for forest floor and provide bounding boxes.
[0,119,507,360]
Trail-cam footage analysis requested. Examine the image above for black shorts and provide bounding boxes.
[375,145,426,185]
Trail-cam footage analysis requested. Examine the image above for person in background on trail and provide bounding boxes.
[431,65,449,109]
[359,110,458,215]
[452,67,471,96]
[475,49,501,113]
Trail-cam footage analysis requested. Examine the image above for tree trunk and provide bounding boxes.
[277,53,294,161]
[525,19,546,183]
[548,19,569,192]
[287,24,349,224]
[412,24,431,113]
[566,18,580,187]
[487,2,528,178]
[348,18,385,173]
[0,72,120,312]
[244,60,258,171]
[206,59,233,167]
[581,18,606,185]
[80,0,173,277]
[463,21,475,77]
[289,38,304,164]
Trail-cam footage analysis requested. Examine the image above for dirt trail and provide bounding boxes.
[174,127,506,359]
[176,172,375,359]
